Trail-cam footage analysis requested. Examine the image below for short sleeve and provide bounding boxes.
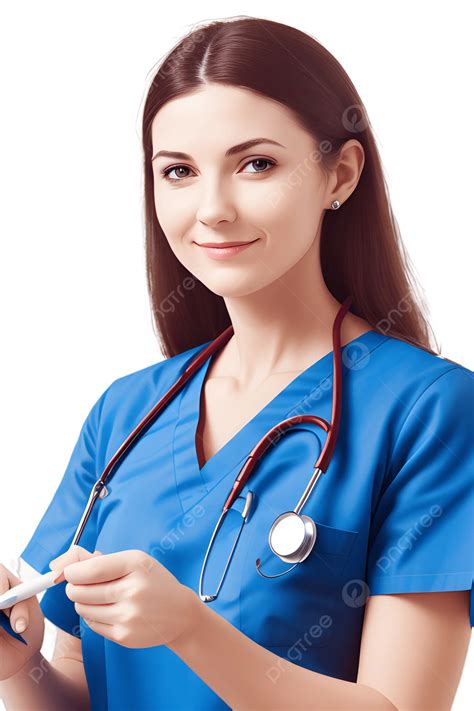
[19,383,112,637]
[366,366,474,626]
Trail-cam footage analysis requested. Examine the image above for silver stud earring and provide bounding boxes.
[330,199,341,210]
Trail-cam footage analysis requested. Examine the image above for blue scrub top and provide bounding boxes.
[20,329,474,710]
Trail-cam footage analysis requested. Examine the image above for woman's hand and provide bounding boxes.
[0,562,45,681]
[51,548,203,649]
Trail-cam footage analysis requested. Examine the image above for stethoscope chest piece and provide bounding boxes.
[268,511,317,564]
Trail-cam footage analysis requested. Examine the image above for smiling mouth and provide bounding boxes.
[195,238,259,248]
[193,238,260,259]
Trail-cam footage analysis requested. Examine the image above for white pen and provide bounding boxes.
[0,570,61,610]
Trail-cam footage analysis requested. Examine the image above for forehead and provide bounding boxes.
[150,84,306,154]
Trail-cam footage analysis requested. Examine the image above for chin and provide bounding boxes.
[199,273,271,299]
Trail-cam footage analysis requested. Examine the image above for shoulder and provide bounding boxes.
[364,331,473,411]
[354,332,473,467]
[367,335,473,479]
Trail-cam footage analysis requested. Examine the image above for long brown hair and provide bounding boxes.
[141,16,440,359]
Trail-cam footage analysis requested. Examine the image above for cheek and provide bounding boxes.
[255,227,312,288]
[256,189,320,271]
[153,194,193,266]
[153,187,183,242]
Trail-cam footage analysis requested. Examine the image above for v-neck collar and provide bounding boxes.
[172,329,387,512]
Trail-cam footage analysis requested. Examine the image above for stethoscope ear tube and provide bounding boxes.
[199,490,254,602]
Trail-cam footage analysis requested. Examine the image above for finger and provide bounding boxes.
[49,545,99,569]
[49,547,102,584]
[0,565,29,630]
[64,551,135,585]
[0,568,12,615]
[53,551,103,584]
[81,617,115,640]
[74,601,117,624]
[9,599,31,634]
[66,577,125,605]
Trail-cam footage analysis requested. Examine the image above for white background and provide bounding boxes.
[1,1,472,708]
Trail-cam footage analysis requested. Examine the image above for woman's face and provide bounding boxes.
[151,83,330,298]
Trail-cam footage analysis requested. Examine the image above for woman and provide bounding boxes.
[1,15,472,711]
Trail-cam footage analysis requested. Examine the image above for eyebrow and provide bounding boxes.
[151,137,286,162]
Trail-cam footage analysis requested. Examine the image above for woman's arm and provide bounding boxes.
[169,588,471,710]
[0,629,90,711]
[357,590,471,710]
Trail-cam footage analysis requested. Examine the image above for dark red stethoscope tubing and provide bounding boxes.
[222,294,350,510]
[72,295,353,547]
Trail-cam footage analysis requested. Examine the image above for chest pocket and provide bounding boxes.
[238,497,358,649]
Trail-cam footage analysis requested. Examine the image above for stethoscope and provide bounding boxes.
[62,295,353,604]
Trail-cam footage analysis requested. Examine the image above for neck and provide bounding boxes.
[221,240,369,388]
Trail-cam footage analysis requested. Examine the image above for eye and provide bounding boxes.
[240,158,276,175]
[160,157,276,183]
[160,165,195,182]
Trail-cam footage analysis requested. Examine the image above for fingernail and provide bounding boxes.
[15,618,26,633]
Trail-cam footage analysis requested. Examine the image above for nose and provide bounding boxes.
[196,179,238,226]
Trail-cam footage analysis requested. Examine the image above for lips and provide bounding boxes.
[194,238,259,260]
[196,239,258,248]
